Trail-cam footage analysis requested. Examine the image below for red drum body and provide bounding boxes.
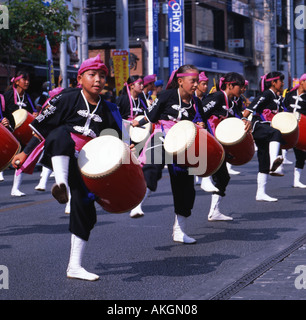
[271,112,299,149]
[215,117,255,166]
[295,113,306,151]
[12,109,35,146]
[0,123,21,171]
[163,120,225,177]
[129,115,154,144]
[77,135,147,213]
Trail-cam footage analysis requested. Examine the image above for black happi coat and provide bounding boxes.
[146,88,201,123]
[284,89,306,115]
[30,88,121,139]
[4,88,36,129]
[246,89,283,123]
[116,93,147,120]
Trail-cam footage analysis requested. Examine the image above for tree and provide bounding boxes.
[0,0,76,65]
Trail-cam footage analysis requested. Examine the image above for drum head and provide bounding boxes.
[215,118,245,146]
[164,120,197,155]
[271,112,297,134]
[78,135,129,178]
[12,109,28,129]
[129,115,152,143]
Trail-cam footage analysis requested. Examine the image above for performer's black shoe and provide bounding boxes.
[51,183,69,204]
[270,156,283,172]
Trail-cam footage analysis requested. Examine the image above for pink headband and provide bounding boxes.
[199,72,209,82]
[176,73,199,77]
[166,70,199,90]
[49,87,64,98]
[127,78,143,87]
[11,75,23,83]
[260,74,280,92]
[78,54,109,76]
[219,77,236,89]
[143,74,156,86]
[166,70,178,89]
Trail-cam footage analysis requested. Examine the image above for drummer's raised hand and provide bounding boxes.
[131,119,140,127]
[196,121,205,129]
[32,112,39,118]
[1,117,10,128]
[11,152,27,169]
[242,118,252,133]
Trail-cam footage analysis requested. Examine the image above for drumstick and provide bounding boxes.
[123,119,146,129]
[15,160,20,166]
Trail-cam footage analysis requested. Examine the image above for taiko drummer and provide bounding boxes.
[116,76,153,218]
[12,54,125,281]
[200,72,252,222]
[3,70,37,196]
[137,64,203,244]
[243,72,285,202]
[284,73,306,188]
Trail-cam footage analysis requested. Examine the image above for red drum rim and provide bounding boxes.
[215,118,247,146]
[0,144,21,172]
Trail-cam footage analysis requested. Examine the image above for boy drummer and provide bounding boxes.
[12,55,126,281]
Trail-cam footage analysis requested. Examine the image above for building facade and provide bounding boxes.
[88,0,305,96]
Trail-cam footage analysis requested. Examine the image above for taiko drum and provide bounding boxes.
[0,123,21,171]
[215,117,255,166]
[78,135,147,213]
[163,120,225,177]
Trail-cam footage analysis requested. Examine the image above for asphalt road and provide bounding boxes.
[1,149,306,302]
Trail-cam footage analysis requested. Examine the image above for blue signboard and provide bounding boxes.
[168,0,184,75]
[41,0,54,7]
[153,0,159,76]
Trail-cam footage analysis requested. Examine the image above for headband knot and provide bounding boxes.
[199,72,209,82]
[78,54,108,76]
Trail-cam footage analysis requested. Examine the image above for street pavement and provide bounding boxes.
[1,149,306,302]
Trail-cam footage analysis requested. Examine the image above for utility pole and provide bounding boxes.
[82,0,88,61]
[116,0,129,50]
[60,31,68,88]
[289,0,296,79]
[263,0,271,74]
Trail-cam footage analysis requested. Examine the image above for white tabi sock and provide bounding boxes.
[256,172,278,202]
[51,156,70,204]
[35,166,52,191]
[11,170,25,197]
[67,234,99,281]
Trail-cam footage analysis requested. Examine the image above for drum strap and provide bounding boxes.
[0,94,5,112]
[105,100,130,144]
[26,93,37,112]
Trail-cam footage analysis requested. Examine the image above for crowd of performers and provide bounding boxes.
[1,54,306,281]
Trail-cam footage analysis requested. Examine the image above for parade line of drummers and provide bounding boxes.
[1,54,306,281]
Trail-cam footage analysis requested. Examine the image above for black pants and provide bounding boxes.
[211,159,230,197]
[43,126,96,241]
[252,122,283,174]
[294,147,306,169]
[142,131,195,217]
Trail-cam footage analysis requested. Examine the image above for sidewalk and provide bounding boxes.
[230,244,306,300]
